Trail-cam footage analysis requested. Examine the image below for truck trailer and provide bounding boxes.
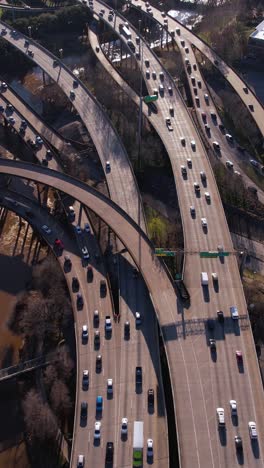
[133,421,143,467]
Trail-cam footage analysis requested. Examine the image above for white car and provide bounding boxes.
[217,408,225,426]
[121,417,128,435]
[205,192,211,201]
[248,421,258,439]
[212,273,218,282]
[94,421,101,439]
[230,306,239,320]
[107,378,113,394]
[135,312,142,325]
[201,218,207,228]
[230,400,237,415]
[187,158,192,168]
[41,224,52,235]
[36,136,43,145]
[105,316,112,332]
[75,225,82,235]
[8,117,15,125]
[106,161,111,171]
[82,246,89,260]
[191,140,196,149]
[82,324,88,340]
[226,160,233,169]
[147,439,153,457]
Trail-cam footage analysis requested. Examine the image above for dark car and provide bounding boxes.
[105,442,114,464]
[132,268,138,278]
[136,366,142,385]
[147,102,158,114]
[209,339,216,350]
[217,310,224,323]
[72,276,79,292]
[124,321,130,339]
[96,354,102,371]
[94,331,100,348]
[235,435,243,451]
[80,401,87,420]
[207,319,215,330]
[148,388,154,406]
[87,266,93,282]
[100,280,107,296]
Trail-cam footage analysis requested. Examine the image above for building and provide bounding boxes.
[249,19,264,56]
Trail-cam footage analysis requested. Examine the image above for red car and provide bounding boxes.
[54,238,64,250]
[236,350,243,362]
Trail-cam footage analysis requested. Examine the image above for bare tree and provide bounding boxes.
[22,389,57,444]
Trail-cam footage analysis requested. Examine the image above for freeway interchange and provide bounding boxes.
[0,1,264,467]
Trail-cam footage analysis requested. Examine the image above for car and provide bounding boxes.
[107,378,113,394]
[87,265,93,282]
[54,238,64,250]
[194,182,200,193]
[6,104,14,113]
[72,276,79,291]
[213,141,220,151]
[217,408,225,426]
[187,158,192,168]
[226,160,234,169]
[234,170,241,176]
[84,223,90,233]
[250,159,258,167]
[230,400,237,415]
[41,224,52,235]
[121,417,128,435]
[105,316,112,333]
[100,280,107,296]
[70,90,75,99]
[82,324,88,340]
[46,149,52,160]
[207,319,215,330]
[168,86,173,95]
[93,309,99,325]
[169,105,174,116]
[77,293,83,308]
[201,218,207,229]
[209,338,216,350]
[181,165,187,176]
[80,401,87,419]
[28,50,34,58]
[205,192,211,202]
[136,366,142,385]
[75,225,82,235]
[135,312,142,326]
[82,246,89,260]
[82,370,89,389]
[53,59,59,68]
[195,96,200,106]
[248,421,257,439]
[1,28,7,36]
[230,306,239,320]
[0,105,4,113]
[94,421,101,440]
[132,267,138,278]
[148,388,154,406]
[145,59,150,67]
[1,82,7,91]
[146,70,150,79]
[124,321,130,338]
[63,256,72,270]
[235,435,243,451]
[105,442,114,464]
[77,455,84,468]
[236,350,243,362]
[219,123,225,133]
[217,310,224,322]
[96,395,103,412]
[201,112,207,122]
[180,137,186,146]
[191,140,196,149]
[8,117,15,125]
[73,79,78,88]
[96,355,102,371]
[212,273,218,282]
[147,439,153,457]
[226,133,233,142]
[204,93,209,103]
[191,76,196,86]
[190,206,195,216]
[210,112,217,120]
[106,161,111,171]
[94,330,100,347]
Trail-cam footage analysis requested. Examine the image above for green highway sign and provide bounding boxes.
[200,251,230,258]
[143,94,158,103]
[155,248,175,257]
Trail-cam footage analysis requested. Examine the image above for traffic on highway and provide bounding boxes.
[0,1,263,467]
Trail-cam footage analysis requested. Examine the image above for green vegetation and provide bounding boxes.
[147,207,168,246]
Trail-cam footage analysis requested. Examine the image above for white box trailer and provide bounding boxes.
[133,421,143,467]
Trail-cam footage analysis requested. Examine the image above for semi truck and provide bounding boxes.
[133,421,143,467]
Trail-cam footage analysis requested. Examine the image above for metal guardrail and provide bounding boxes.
[0,351,55,382]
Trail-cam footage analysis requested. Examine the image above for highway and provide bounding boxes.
[83,1,264,466]
[128,0,264,138]
[0,21,169,466]
[1,160,264,467]
[127,0,264,202]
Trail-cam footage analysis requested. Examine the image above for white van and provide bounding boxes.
[201,272,208,286]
